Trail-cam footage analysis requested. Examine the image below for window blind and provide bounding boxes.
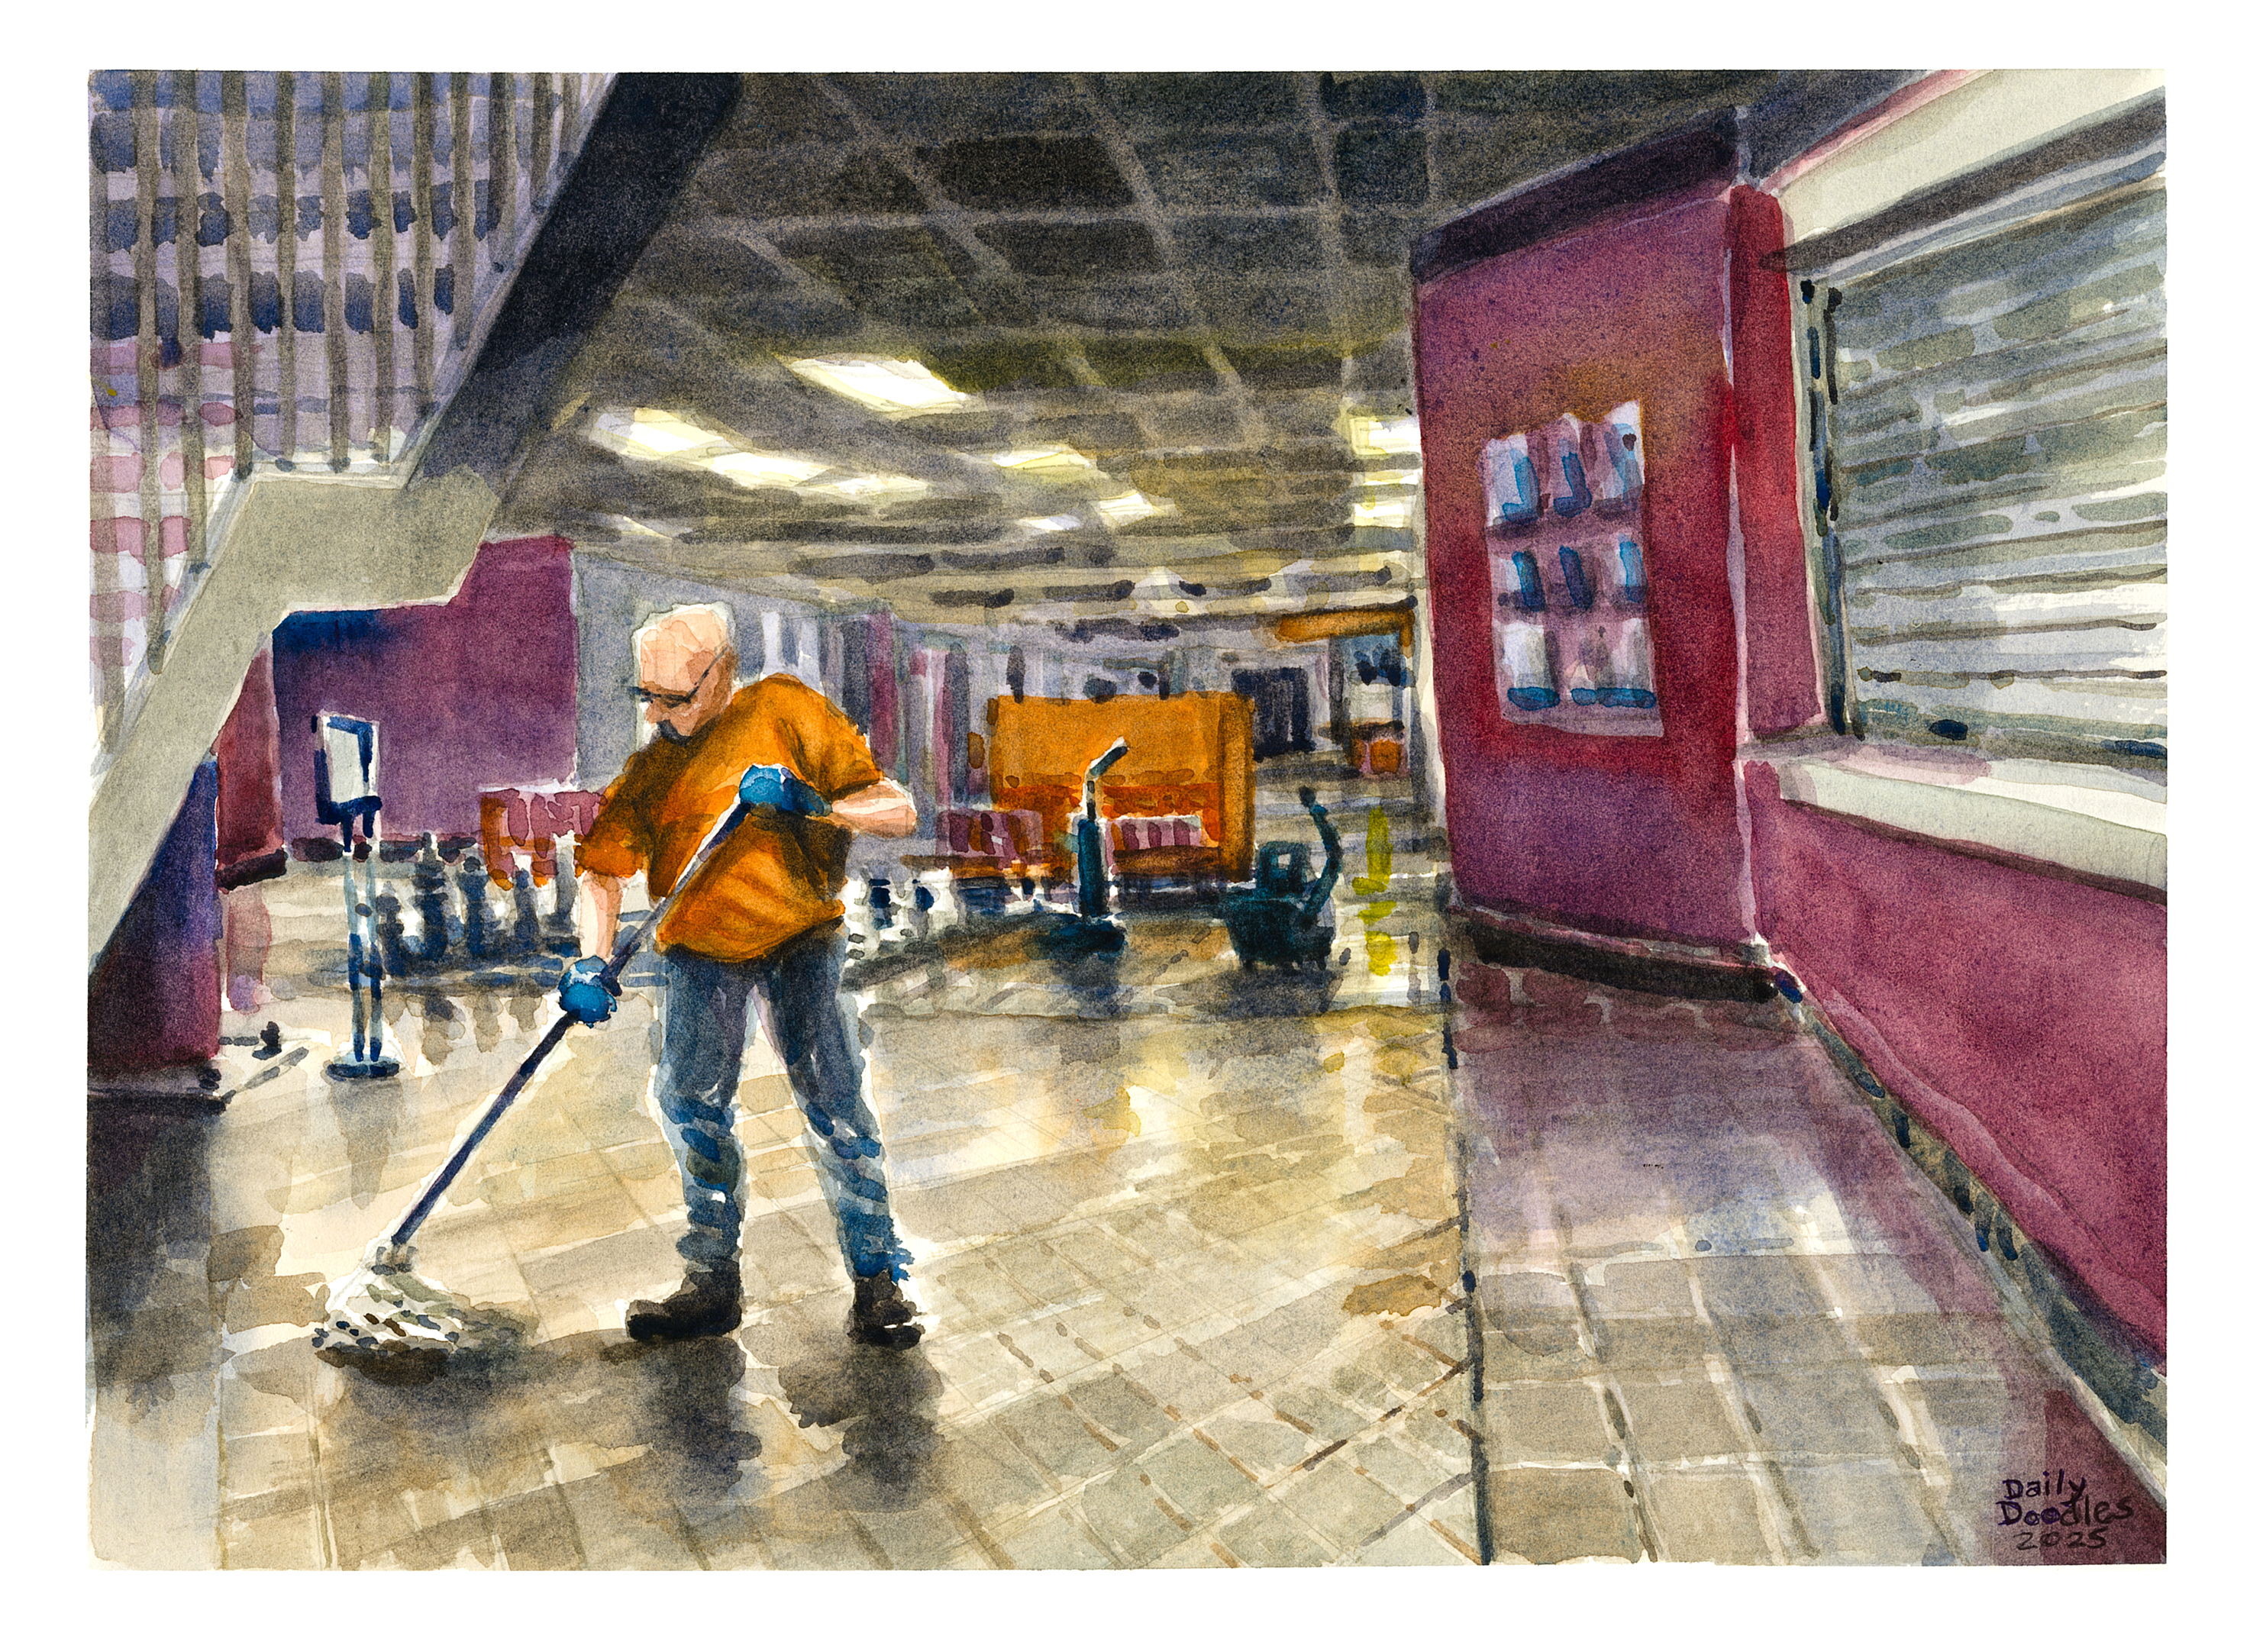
[1803,143,2167,770]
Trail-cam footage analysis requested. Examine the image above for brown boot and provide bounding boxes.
[848,1272,923,1347]
[626,1262,741,1342]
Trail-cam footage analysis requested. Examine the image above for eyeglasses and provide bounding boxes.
[631,657,717,711]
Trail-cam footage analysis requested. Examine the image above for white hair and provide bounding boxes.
[633,602,734,661]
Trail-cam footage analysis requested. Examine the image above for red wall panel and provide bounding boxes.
[271,537,579,844]
[214,640,285,882]
[1416,188,1751,946]
[1746,780,2166,1354]
[1726,187,1826,737]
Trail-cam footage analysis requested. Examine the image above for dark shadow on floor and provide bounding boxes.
[1168,964,1343,1020]
[770,1339,947,1512]
[87,1105,218,1397]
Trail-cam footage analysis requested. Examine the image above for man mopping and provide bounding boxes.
[561,604,925,1347]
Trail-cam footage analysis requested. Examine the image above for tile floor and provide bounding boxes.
[87,845,2164,1568]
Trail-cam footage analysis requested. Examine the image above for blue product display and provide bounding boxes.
[1483,434,1541,528]
[1510,550,1546,611]
[1558,546,1593,610]
[1487,403,1660,728]
[1617,537,1647,602]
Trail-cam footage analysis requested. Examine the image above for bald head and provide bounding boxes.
[634,604,731,681]
[633,604,737,742]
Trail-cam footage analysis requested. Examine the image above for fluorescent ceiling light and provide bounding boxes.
[620,408,715,455]
[598,512,671,539]
[1096,491,1168,527]
[706,450,831,489]
[812,471,930,501]
[1364,466,1424,487]
[1353,498,1413,528]
[1019,514,1083,534]
[785,357,972,414]
[991,445,1096,473]
[1342,413,1422,458]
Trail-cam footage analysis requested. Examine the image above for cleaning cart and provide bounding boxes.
[1219,787,1341,971]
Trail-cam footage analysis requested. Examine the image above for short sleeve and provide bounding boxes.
[573,770,651,879]
[783,679,889,802]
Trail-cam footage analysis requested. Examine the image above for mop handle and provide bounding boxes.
[383,799,754,1250]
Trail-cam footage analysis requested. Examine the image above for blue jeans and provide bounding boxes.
[654,922,910,1283]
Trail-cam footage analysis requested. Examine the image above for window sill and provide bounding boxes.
[1766,747,2167,892]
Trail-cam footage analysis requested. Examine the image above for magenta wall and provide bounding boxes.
[1417,179,2167,1355]
[1746,782,2167,1354]
[89,758,221,1073]
[272,537,578,844]
[1416,189,1751,947]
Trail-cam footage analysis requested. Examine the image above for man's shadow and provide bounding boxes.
[763,1334,947,1514]
[309,1316,947,1537]
[310,1331,766,1529]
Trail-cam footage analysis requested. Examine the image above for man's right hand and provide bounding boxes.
[558,957,619,1026]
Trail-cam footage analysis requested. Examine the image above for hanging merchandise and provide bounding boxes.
[1496,619,1557,711]
[1542,415,1593,518]
[1557,546,1595,611]
[1615,537,1647,605]
[1480,432,1542,528]
[1606,618,1658,708]
[1485,401,1661,734]
[1587,402,1645,515]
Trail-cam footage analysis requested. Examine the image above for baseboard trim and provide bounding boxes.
[1451,902,1778,1002]
[1786,982,2168,1504]
[1439,905,2168,1504]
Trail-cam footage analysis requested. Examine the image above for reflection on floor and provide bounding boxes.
[88,844,2165,1567]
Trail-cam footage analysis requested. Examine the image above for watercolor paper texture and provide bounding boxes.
[87,70,2167,1569]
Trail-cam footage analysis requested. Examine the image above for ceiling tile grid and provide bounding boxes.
[501,71,1870,630]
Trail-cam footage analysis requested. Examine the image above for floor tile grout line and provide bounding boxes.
[1554,1242,1664,1563]
[1451,1115,1495,1563]
[1682,1299,1810,1563]
[1326,1468,1478,1565]
[968,1319,1474,1564]
[1794,1241,1971,1560]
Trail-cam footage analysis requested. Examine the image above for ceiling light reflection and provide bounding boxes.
[612,408,716,455]
[1342,413,1422,458]
[991,445,1096,473]
[1096,491,1169,527]
[816,472,930,500]
[785,357,972,414]
[707,451,830,489]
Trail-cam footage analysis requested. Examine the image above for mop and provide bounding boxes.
[313,796,754,1380]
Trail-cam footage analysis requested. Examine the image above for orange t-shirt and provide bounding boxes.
[576,676,887,963]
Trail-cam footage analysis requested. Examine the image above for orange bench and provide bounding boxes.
[984,693,1255,883]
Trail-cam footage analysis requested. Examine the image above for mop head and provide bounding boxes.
[312,1240,526,1384]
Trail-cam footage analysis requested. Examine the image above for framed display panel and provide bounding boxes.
[1483,401,1662,736]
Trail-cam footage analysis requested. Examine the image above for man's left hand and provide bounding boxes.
[738,763,831,818]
